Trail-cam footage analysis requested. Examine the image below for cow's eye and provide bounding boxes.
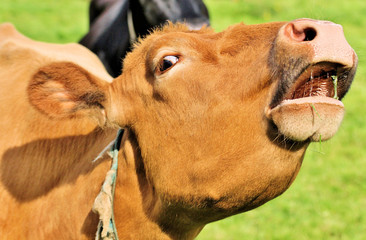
[157,55,180,74]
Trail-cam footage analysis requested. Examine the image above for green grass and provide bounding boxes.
[0,0,88,43]
[1,0,365,239]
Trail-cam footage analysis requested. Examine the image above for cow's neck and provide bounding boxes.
[1,116,116,202]
[112,129,203,240]
[0,116,122,239]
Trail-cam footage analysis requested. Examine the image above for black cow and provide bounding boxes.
[80,0,210,77]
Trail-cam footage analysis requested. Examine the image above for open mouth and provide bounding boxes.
[285,64,339,100]
[266,62,355,142]
[271,62,352,107]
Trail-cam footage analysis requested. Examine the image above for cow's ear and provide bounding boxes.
[28,61,109,123]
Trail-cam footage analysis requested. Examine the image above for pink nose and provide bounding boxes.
[282,18,355,67]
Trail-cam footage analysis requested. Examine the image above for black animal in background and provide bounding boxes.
[80,0,210,77]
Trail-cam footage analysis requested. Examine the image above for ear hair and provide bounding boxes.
[28,61,108,123]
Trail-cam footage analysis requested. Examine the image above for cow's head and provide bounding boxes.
[28,19,357,237]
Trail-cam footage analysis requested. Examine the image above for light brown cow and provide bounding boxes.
[0,18,357,240]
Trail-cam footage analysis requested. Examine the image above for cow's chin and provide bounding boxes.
[265,96,344,142]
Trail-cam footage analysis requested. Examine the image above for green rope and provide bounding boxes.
[94,129,123,240]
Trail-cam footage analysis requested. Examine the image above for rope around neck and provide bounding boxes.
[93,129,124,240]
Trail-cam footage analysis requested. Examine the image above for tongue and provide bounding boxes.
[266,96,344,141]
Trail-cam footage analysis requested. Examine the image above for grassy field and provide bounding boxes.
[1,0,365,239]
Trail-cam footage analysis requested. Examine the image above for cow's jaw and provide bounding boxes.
[266,62,357,141]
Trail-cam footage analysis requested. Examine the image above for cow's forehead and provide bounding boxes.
[132,24,216,56]
[117,22,287,112]
[128,22,286,66]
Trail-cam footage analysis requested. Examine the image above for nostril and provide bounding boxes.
[303,28,317,41]
[285,22,317,42]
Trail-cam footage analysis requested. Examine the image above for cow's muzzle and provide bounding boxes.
[266,18,358,142]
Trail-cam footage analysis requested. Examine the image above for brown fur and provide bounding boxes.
[0,20,354,239]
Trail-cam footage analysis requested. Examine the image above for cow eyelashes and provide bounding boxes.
[156,55,180,75]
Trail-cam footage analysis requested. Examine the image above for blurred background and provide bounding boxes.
[1,0,365,239]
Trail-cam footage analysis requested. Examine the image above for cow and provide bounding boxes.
[79,0,210,77]
[0,18,357,240]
